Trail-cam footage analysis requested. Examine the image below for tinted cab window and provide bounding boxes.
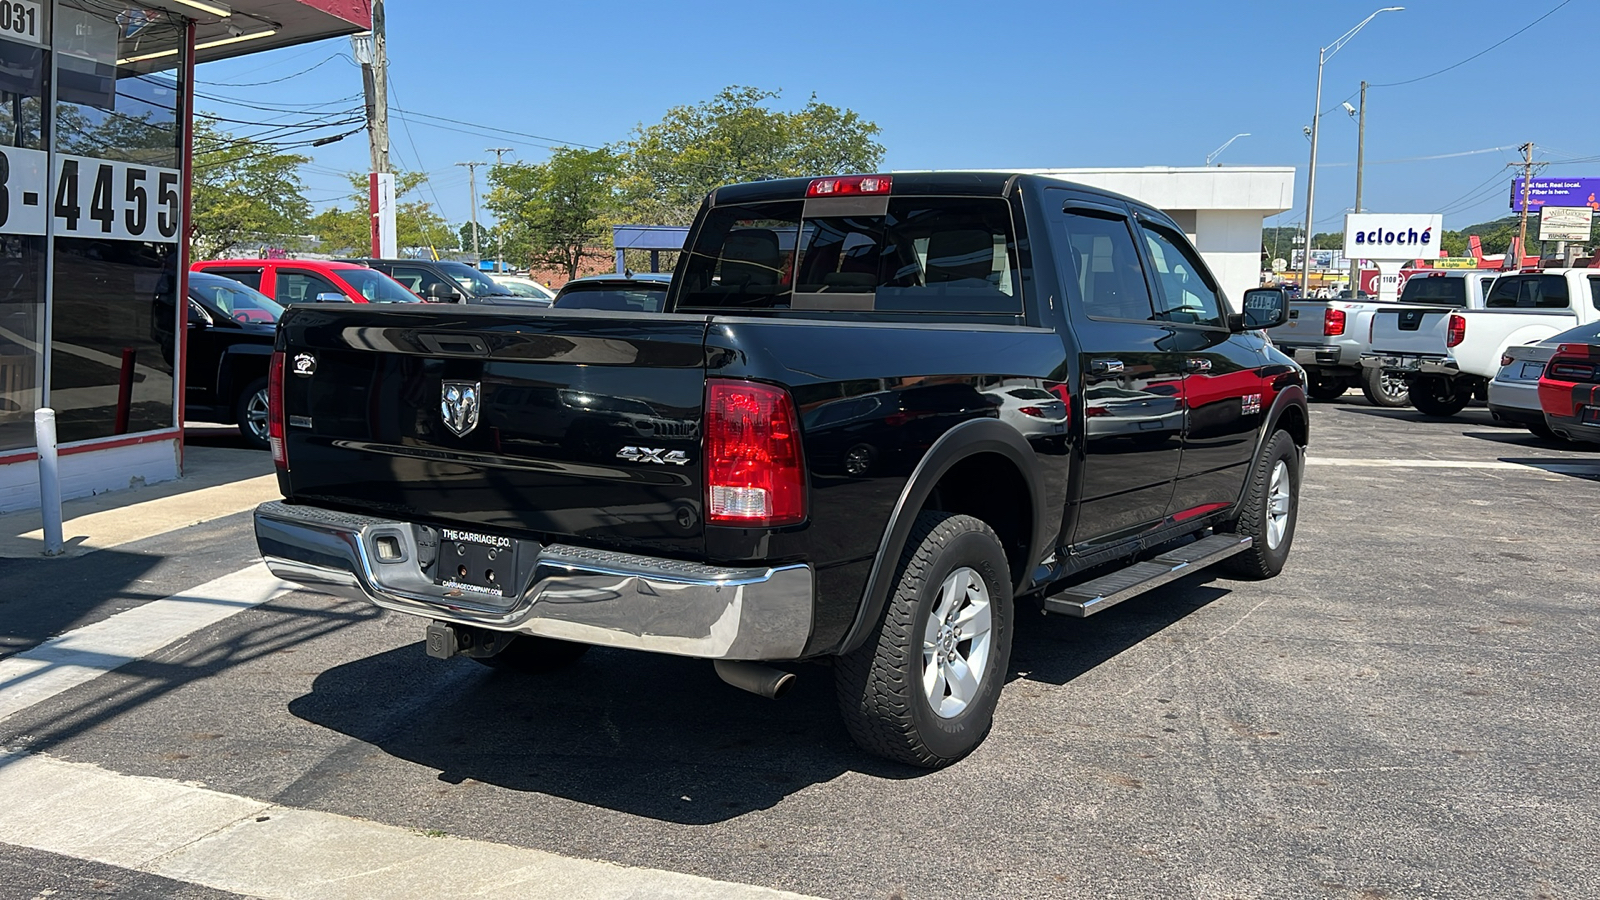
[206,268,263,291]
[1400,275,1468,307]
[677,196,1022,318]
[276,269,344,304]
[1486,275,1569,309]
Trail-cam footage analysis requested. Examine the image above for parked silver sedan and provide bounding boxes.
[1488,320,1600,440]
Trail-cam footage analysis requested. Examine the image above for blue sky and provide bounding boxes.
[196,0,1595,235]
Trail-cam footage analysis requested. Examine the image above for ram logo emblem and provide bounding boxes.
[441,381,481,437]
[617,446,690,466]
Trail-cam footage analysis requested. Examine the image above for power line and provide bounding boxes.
[388,107,601,150]
[205,54,352,87]
[1369,0,1575,88]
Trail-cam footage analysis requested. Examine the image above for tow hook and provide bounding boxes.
[426,621,515,660]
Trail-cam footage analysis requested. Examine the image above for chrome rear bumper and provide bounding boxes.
[254,501,813,660]
[1360,353,1459,377]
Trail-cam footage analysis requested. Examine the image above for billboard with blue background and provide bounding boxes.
[1510,177,1600,212]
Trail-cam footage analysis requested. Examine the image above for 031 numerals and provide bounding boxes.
[52,155,180,243]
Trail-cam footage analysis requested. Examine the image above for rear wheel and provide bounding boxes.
[234,378,270,451]
[472,635,590,673]
[835,511,1013,768]
[1307,379,1346,401]
[1361,367,1411,408]
[1219,430,1300,580]
[1409,376,1471,417]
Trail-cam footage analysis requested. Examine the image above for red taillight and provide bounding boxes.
[1018,406,1046,417]
[268,350,286,469]
[705,380,805,527]
[1323,307,1346,336]
[1500,353,1515,368]
[1547,346,1599,383]
[806,174,892,197]
[1446,313,1466,348]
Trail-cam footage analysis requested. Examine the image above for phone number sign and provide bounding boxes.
[0,147,181,243]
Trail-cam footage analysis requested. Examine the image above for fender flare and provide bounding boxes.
[215,344,274,414]
[1233,382,1308,509]
[836,418,1049,656]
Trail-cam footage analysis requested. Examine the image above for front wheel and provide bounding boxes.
[1409,376,1471,417]
[835,511,1013,768]
[1218,429,1301,580]
[1361,366,1411,408]
[234,378,271,451]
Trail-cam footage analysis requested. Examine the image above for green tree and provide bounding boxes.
[309,171,453,256]
[487,147,620,280]
[617,86,884,224]
[189,120,312,258]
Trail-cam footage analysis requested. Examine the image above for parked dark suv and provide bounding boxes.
[339,258,544,305]
[153,272,283,449]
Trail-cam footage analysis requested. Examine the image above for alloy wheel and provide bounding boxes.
[921,566,994,719]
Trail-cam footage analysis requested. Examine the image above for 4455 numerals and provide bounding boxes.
[52,155,180,243]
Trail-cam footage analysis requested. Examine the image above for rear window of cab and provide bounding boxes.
[676,197,1023,319]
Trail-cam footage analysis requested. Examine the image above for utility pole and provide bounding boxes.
[456,161,485,262]
[486,148,513,272]
[362,1,388,175]
[353,1,390,256]
[1516,142,1539,266]
[1347,81,1366,294]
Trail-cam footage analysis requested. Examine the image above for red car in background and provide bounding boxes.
[190,259,421,306]
[1537,342,1600,445]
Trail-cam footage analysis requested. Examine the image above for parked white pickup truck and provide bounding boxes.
[1270,299,1418,407]
[1360,269,1500,409]
[1367,268,1600,416]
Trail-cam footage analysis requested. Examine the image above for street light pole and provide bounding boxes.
[1206,133,1250,167]
[1301,7,1403,294]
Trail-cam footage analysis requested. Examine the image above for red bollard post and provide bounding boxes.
[114,347,137,434]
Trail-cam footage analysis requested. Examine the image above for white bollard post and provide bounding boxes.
[34,407,64,556]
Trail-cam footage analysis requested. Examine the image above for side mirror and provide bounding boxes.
[315,292,352,303]
[186,299,211,327]
[426,283,462,302]
[1238,288,1288,330]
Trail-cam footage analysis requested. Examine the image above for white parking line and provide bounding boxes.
[0,564,289,723]
[0,751,818,900]
[1307,457,1600,475]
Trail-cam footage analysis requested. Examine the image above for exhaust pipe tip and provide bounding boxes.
[714,660,796,700]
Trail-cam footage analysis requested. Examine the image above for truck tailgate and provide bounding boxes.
[1369,306,1455,357]
[275,306,710,557]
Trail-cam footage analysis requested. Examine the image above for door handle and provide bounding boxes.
[1089,359,1124,375]
[1186,358,1212,372]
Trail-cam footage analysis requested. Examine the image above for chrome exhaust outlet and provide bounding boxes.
[714,660,796,699]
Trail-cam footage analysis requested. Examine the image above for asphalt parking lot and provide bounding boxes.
[2,396,1597,900]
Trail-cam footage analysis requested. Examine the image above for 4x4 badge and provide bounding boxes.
[617,446,690,466]
[441,381,481,437]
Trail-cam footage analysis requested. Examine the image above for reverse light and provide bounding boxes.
[1323,307,1346,336]
[268,350,287,470]
[806,175,892,197]
[706,380,806,527]
[1446,313,1466,348]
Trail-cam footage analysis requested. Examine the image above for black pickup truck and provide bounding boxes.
[256,172,1306,767]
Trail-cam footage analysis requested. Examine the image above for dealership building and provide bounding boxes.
[0,0,368,513]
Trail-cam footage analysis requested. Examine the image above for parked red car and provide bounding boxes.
[1537,342,1600,445]
[190,259,421,306]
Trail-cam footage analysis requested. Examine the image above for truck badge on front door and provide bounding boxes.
[441,381,481,437]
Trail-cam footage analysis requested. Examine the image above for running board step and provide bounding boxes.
[1042,534,1253,618]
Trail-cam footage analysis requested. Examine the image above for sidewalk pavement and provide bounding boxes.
[0,443,278,560]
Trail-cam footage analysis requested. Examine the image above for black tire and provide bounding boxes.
[1361,366,1411,408]
[472,635,590,673]
[1218,429,1300,580]
[835,511,1014,768]
[1409,376,1471,417]
[1529,420,1562,441]
[234,378,271,451]
[1307,379,1346,402]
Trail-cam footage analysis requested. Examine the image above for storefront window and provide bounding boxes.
[0,5,48,451]
[47,2,185,444]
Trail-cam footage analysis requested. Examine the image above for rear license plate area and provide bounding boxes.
[1582,406,1600,425]
[1520,363,1545,380]
[436,528,520,599]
